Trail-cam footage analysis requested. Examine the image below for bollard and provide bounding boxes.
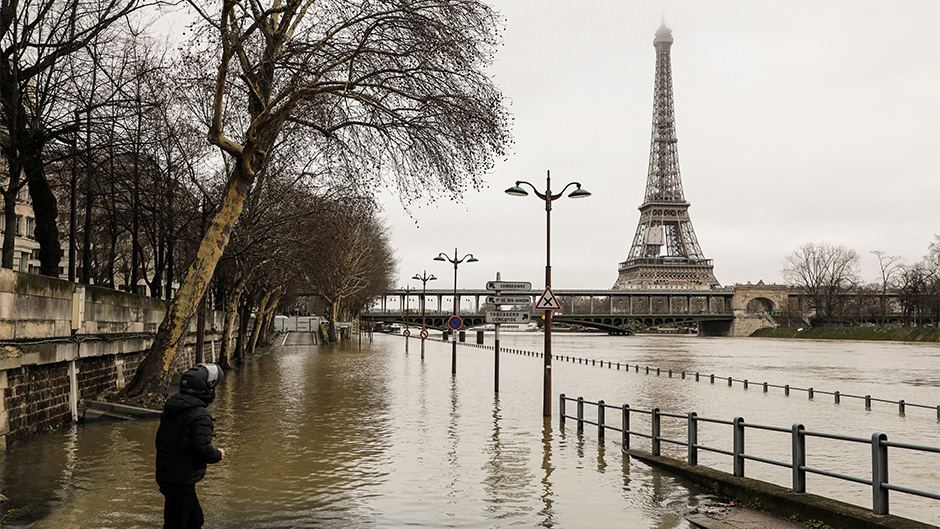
[733,417,745,477]
[792,424,806,492]
[598,400,606,439]
[763,382,768,393]
[872,433,889,515]
[622,404,631,451]
[808,388,814,399]
[834,391,840,404]
[785,384,790,396]
[577,397,584,432]
[899,400,905,414]
[865,395,872,409]
[687,412,698,466]
[651,408,661,456]
[560,394,566,425]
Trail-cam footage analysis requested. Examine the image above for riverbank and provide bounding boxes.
[750,326,940,342]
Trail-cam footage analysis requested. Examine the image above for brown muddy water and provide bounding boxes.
[1,332,937,527]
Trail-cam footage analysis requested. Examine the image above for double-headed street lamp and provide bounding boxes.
[434,248,479,375]
[411,271,437,359]
[506,170,590,417]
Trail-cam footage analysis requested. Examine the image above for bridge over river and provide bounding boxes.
[362,283,792,336]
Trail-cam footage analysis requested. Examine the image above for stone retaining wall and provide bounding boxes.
[0,269,224,449]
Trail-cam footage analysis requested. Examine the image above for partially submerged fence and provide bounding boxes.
[559,394,940,517]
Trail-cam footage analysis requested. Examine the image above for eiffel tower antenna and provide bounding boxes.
[613,22,720,290]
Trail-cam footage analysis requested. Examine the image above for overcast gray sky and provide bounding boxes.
[379,0,940,292]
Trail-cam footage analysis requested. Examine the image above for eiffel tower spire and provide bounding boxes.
[613,22,720,290]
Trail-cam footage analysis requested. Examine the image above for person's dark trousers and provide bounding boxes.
[159,483,205,529]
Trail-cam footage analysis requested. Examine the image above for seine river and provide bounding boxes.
[1,332,937,528]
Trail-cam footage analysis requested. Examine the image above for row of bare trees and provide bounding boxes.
[782,237,940,325]
[4,0,511,407]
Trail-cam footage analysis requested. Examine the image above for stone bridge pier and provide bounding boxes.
[700,281,789,337]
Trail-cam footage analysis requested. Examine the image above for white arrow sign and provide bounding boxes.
[535,287,562,310]
[485,310,532,324]
[485,281,532,291]
[485,295,532,305]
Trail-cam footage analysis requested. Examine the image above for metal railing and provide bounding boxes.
[457,342,940,419]
[559,394,940,516]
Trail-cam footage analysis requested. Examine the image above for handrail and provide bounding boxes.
[558,393,939,516]
[454,341,940,418]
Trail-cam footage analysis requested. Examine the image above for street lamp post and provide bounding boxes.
[506,170,590,417]
[412,271,437,359]
[400,285,416,353]
[434,248,479,375]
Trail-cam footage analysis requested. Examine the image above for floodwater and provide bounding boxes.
[1,332,937,528]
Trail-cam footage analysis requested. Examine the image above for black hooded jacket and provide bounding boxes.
[155,392,223,487]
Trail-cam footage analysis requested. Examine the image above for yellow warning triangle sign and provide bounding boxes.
[535,287,561,310]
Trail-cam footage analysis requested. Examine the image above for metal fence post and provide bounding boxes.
[872,432,889,515]
[727,377,732,387]
[651,408,661,456]
[695,372,700,381]
[687,412,698,466]
[560,394,566,426]
[743,379,748,389]
[598,400,606,439]
[834,391,840,404]
[733,417,745,477]
[785,384,790,396]
[792,424,806,492]
[710,374,715,384]
[808,388,814,399]
[763,382,768,393]
[865,395,871,409]
[622,404,630,451]
[577,397,584,432]
[898,400,905,414]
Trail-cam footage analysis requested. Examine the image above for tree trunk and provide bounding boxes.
[195,293,206,364]
[117,170,254,407]
[218,273,245,370]
[24,149,63,277]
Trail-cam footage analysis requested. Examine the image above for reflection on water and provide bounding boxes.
[2,333,937,527]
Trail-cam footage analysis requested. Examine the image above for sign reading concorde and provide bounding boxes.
[485,281,532,291]
[485,311,531,324]
[485,295,532,305]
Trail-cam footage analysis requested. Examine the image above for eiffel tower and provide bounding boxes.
[613,22,719,290]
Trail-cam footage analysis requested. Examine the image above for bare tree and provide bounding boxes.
[870,250,904,324]
[119,0,509,405]
[0,0,158,274]
[782,242,860,323]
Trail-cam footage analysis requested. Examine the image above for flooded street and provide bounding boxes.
[1,333,938,527]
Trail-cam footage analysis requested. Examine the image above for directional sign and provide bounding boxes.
[485,311,531,324]
[420,329,429,339]
[535,287,562,310]
[485,295,532,305]
[447,315,463,330]
[486,281,532,291]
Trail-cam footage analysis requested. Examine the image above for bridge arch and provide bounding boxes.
[745,297,776,313]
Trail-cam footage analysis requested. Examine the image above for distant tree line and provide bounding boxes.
[782,236,940,326]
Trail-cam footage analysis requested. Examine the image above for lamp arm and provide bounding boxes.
[514,180,548,201]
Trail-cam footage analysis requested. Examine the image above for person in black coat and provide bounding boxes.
[155,363,226,529]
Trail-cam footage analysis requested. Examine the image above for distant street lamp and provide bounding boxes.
[434,248,479,375]
[400,285,417,353]
[412,271,437,359]
[506,170,590,417]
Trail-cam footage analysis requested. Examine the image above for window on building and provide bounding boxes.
[25,217,35,238]
[15,215,22,236]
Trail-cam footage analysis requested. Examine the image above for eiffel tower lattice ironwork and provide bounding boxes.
[613,22,719,290]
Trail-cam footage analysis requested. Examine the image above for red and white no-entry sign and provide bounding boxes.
[420,329,429,339]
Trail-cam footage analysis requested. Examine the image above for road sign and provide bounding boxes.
[403,329,410,337]
[485,295,532,305]
[485,281,532,291]
[447,315,463,330]
[485,311,531,324]
[535,287,562,310]
[420,329,429,339]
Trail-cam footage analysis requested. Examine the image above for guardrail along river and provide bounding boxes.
[1,332,937,527]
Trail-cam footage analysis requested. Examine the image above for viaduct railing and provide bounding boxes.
[559,394,939,517]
